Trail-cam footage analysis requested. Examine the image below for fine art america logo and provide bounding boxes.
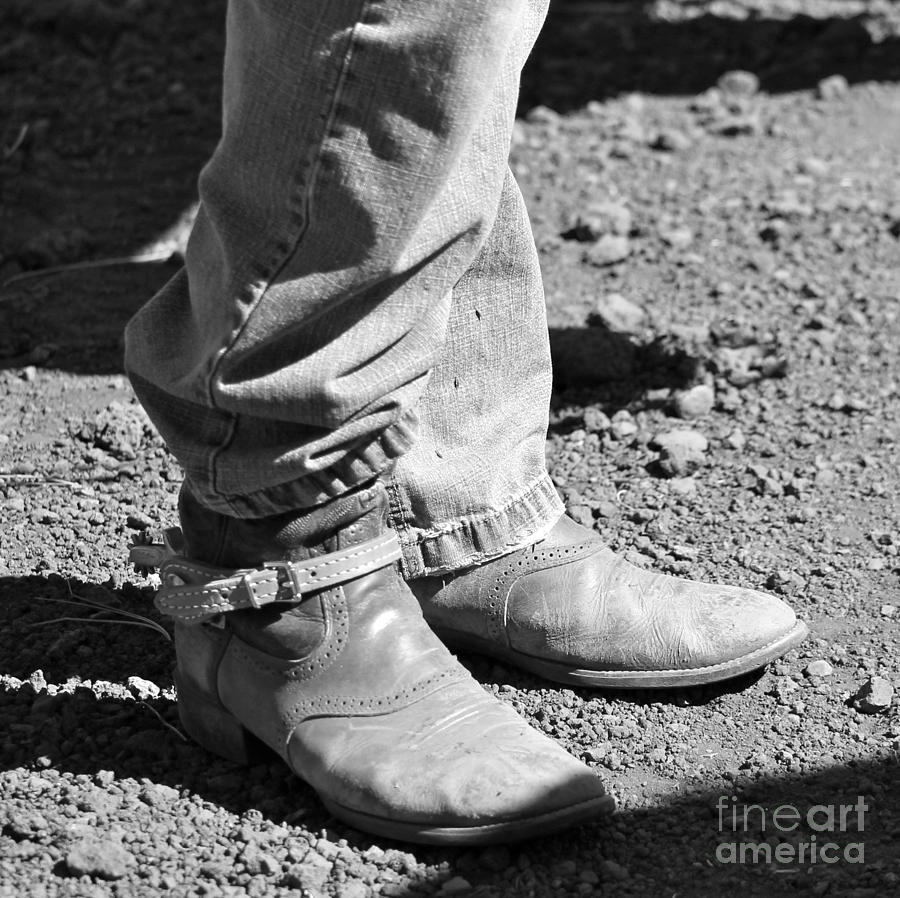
[714,796,868,870]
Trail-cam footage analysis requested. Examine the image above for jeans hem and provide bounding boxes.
[395,471,564,578]
[189,411,418,517]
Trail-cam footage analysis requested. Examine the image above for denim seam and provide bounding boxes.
[205,1,371,499]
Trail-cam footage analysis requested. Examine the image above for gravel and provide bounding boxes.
[3,0,900,897]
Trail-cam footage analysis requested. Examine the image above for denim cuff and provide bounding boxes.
[393,471,564,578]
[189,411,417,517]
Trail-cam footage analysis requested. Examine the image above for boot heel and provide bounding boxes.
[175,675,263,765]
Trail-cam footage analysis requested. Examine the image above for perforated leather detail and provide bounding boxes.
[281,666,468,730]
[484,540,602,642]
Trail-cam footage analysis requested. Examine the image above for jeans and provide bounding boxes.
[124,0,563,577]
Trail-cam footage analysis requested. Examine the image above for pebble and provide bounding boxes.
[672,384,714,419]
[583,234,631,266]
[799,157,828,177]
[879,604,896,617]
[610,410,638,441]
[804,660,834,678]
[652,429,709,454]
[589,293,646,333]
[853,676,894,713]
[717,69,760,97]
[66,838,132,880]
[817,74,849,100]
[126,676,160,700]
[668,477,697,497]
[602,859,630,880]
[4,810,50,840]
[567,202,632,239]
[526,105,560,125]
[659,224,694,249]
[126,511,154,530]
[652,129,692,152]
[726,429,745,450]
[439,876,473,894]
[334,882,369,898]
[296,854,331,890]
[583,407,611,433]
[651,429,708,477]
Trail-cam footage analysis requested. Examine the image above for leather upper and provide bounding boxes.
[412,514,800,673]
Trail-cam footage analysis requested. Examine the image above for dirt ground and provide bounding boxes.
[2,1,900,896]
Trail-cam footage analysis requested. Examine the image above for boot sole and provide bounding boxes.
[320,793,616,846]
[175,673,616,844]
[429,620,810,689]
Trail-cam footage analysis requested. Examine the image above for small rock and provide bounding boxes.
[709,113,760,137]
[804,660,833,678]
[66,838,132,880]
[602,859,630,880]
[126,676,160,700]
[816,74,849,101]
[588,293,646,333]
[334,882,369,898]
[595,499,619,518]
[652,429,709,454]
[659,224,693,249]
[439,876,473,895]
[717,70,760,97]
[655,436,707,476]
[668,477,697,497]
[583,234,631,266]
[726,429,745,450]
[799,157,828,177]
[610,410,638,441]
[583,407,611,433]
[294,854,332,891]
[564,203,632,240]
[21,365,37,382]
[880,604,896,617]
[853,676,894,713]
[526,105,561,125]
[652,129,692,152]
[672,384,715,419]
[126,511,154,530]
[4,811,50,841]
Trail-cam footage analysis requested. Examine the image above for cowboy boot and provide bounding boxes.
[142,482,614,844]
[409,514,808,689]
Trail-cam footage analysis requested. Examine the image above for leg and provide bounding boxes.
[126,0,550,518]
[126,0,613,844]
[388,170,564,578]
[391,121,808,689]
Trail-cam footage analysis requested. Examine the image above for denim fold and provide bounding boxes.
[125,0,559,573]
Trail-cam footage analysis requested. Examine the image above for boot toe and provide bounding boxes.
[287,683,613,841]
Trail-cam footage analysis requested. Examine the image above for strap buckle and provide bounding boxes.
[240,560,313,608]
[239,567,281,609]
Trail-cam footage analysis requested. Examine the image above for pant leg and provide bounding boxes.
[387,171,564,578]
[124,0,550,518]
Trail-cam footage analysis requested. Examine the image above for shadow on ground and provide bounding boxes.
[521,0,900,112]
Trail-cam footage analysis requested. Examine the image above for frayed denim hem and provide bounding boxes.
[394,471,564,578]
